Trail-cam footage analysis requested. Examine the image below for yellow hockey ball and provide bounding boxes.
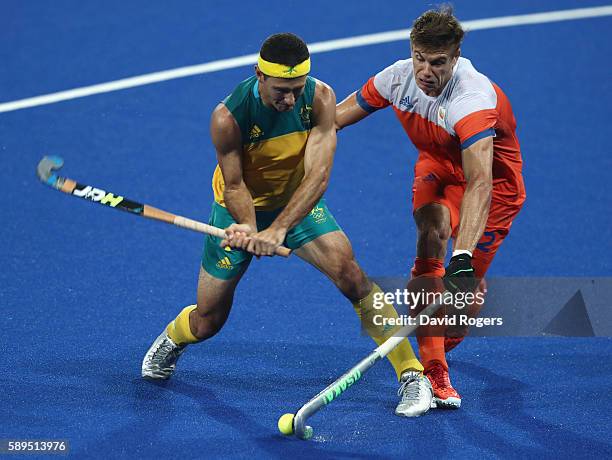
[277,413,294,435]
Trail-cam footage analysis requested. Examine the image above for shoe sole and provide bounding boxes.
[431,397,461,409]
[141,371,172,381]
[394,408,429,417]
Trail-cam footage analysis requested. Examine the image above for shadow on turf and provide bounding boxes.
[61,341,393,458]
[134,376,389,459]
[445,359,612,457]
[20,339,612,457]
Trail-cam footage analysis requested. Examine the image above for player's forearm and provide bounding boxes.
[271,167,330,232]
[223,183,257,229]
[455,178,492,252]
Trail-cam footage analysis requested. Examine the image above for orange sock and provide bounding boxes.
[417,336,448,370]
[411,257,445,278]
[409,257,447,370]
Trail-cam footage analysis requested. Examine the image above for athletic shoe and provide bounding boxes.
[394,371,434,417]
[424,362,461,409]
[444,335,465,352]
[141,330,186,380]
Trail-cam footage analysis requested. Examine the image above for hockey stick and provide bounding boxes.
[36,156,291,257]
[282,299,443,440]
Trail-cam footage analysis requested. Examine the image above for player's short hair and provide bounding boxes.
[410,5,465,52]
[259,33,310,67]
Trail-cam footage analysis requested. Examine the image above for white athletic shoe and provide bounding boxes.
[395,371,434,417]
[141,330,186,380]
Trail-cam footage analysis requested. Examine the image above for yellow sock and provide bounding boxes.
[352,284,423,379]
[166,305,200,345]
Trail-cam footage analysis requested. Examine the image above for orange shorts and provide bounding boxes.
[412,155,526,278]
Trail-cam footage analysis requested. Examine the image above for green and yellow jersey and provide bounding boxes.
[212,75,316,211]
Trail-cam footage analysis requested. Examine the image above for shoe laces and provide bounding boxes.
[149,338,178,364]
[397,372,423,401]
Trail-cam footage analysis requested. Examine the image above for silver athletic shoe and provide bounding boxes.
[141,330,186,380]
[395,371,434,417]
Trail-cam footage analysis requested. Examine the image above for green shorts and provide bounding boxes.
[202,198,341,279]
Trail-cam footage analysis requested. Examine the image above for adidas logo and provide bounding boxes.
[249,124,263,140]
[399,96,413,110]
[216,256,233,270]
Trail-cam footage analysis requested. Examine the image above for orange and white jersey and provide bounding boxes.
[357,57,523,188]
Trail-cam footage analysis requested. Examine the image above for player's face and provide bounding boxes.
[411,45,459,97]
[256,69,307,112]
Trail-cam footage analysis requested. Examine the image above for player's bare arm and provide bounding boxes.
[335,92,370,131]
[246,81,337,256]
[454,135,494,252]
[210,103,257,248]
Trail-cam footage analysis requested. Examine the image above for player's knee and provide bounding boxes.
[334,258,370,301]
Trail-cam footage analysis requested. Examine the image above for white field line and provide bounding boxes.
[1,5,611,113]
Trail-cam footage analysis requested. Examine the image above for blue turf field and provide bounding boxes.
[1,1,612,458]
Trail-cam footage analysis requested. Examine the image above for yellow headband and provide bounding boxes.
[257,55,310,78]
